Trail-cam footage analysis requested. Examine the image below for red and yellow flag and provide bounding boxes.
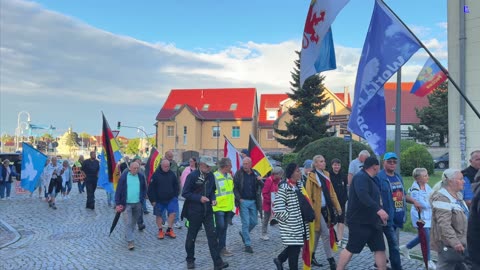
[248,134,272,177]
[145,147,161,186]
[301,186,315,270]
[101,113,123,190]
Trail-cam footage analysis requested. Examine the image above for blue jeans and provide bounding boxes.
[215,211,233,250]
[106,191,115,205]
[406,227,430,260]
[0,182,12,198]
[383,225,402,270]
[239,200,258,247]
[77,181,85,193]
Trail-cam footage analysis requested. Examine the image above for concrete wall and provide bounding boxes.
[448,0,480,168]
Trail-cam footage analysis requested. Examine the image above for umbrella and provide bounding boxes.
[417,210,429,270]
[109,211,121,236]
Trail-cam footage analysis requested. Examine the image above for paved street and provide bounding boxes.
[1,188,426,270]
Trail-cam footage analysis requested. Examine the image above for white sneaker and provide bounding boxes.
[260,234,269,240]
[399,245,410,259]
[428,260,436,270]
[174,221,182,229]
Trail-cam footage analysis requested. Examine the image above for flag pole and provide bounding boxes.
[381,0,480,119]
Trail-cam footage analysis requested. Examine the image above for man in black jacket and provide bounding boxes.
[83,151,100,210]
[148,159,179,240]
[337,157,389,270]
[182,156,228,270]
[115,162,146,250]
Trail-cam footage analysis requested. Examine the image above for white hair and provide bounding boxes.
[358,150,370,158]
[432,168,463,197]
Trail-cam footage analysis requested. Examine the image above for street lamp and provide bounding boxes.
[216,119,220,162]
[16,111,31,151]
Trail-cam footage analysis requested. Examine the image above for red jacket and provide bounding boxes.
[262,175,280,212]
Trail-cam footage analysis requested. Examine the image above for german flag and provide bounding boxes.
[101,113,123,189]
[248,134,272,177]
[145,147,161,186]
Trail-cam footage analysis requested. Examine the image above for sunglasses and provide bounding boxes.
[386,160,397,164]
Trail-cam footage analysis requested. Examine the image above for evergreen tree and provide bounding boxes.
[274,51,332,152]
[409,81,448,146]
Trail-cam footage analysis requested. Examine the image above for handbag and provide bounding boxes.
[439,246,467,269]
[295,188,315,223]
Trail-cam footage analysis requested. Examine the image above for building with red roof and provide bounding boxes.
[155,88,258,158]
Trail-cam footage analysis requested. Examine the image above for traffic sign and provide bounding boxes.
[344,135,352,142]
[329,114,350,121]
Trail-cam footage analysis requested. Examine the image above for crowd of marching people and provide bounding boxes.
[2,148,479,270]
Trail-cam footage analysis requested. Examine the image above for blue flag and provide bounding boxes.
[348,0,420,155]
[21,143,48,193]
[97,151,113,193]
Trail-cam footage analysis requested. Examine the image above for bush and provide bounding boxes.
[282,152,298,168]
[296,137,373,171]
[399,144,434,176]
[386,140,417,153]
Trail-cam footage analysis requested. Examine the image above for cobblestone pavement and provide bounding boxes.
[0,189,427,270]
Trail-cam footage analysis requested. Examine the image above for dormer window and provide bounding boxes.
[202,104,210,111]
[267,109,277,120]
[174,104,181,110]
[230,103,237,110]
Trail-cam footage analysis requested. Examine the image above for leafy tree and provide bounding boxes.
[78,132,91,149]
[126,138,140,155]
[408,82,448,146]
[274,51,332,152]
[65,130,80,157]
[40,133,53,142]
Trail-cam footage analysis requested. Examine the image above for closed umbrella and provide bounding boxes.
[109,211,121,236]
[417,210,429,269]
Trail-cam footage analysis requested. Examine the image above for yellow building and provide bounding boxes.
[155,88,258,161]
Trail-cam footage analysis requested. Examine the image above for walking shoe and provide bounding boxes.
[214,262,229,270]
[165,228,176,238]
[327,257,336,270]
[428,260,437,270]
[244,246,253,253]
[399,244,411,259]
[220,248,233,257]
[128,241,134,250]
[239,232,245,244]
[260,234,269,240]
[186,261,195,269]
[158,229,165,239]
[174,221,182,229]
[311,256,323,267]
[273,258,283,270]
[51,204,57,210]
[138,224,146,231]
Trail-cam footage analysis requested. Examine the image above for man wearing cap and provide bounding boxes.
[233,157,263,254]
[337,157,389,270]
[348,150,371,186]
[376,152,419,270]
[301,159,313,186]
[182,156,229,270]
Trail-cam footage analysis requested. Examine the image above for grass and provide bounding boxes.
[401,172,442,233]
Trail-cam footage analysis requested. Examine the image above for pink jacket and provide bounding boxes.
[262,175,280,212]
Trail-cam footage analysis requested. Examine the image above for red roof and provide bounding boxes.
[334,93,352,108]
[156,88,257,121]
[384,82,429,124]
[258,94,289,127]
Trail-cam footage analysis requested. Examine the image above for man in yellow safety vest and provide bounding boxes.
[213,157,235,257]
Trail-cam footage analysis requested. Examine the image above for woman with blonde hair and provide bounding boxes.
[430,168,469,270]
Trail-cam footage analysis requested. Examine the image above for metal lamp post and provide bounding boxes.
[15,111,31,151]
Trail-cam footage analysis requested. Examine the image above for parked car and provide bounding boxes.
[433,152,449,169]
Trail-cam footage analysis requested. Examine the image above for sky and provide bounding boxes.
[0,0,448,139]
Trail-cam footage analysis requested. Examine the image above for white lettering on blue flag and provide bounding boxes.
[348,0,420,155]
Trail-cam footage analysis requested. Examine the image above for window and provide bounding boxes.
[174,104,181,110]
[232,126,240,138]
[183,126,187,145]
[202,104,210,111]
[230,103,237,110]
[267,110,277,120]
[212,126,220,138]
[266,129,274,140]
[167,126,174,137]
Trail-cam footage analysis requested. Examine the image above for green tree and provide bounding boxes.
[126,138,140,155]
[274,51,332,152]
[65,130,80,157]
[40,133,53,142]
[408,82,448,146]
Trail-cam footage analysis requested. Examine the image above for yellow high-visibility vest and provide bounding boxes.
[212,171,235,212]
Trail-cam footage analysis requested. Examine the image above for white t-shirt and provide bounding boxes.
[348,158,363,177]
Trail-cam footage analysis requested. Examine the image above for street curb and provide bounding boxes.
[0,219,21,249]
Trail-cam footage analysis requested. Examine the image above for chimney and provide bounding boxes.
[343,86,349,104]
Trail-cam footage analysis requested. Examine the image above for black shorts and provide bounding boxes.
[337,201,346,223]
[345,223,385,254]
